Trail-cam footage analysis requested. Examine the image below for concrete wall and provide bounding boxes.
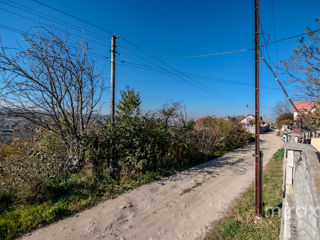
[281,142,320,240]
[311,138,320,152]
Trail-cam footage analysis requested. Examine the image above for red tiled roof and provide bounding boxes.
[292,101,318,112]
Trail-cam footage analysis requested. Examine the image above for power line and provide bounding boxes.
[0,1,305,105]
[259,21,271,64]
[119,41,277,105]
[0,5,237,104]
[119,49,177,75]
[9,0,320,61]
[257,4,280,100]
[249,0,271,64]
[0,30,266,106]
[92,52,109,59]
[261,53,316,132]
[0,24,24,35]
[119,39,208,88]
[2,0,108,42]
[0,1,109,48]
[249,0,284,103]
[0,10,107,49]
[122,56,229,100]
[119,46,253,58]
[270,0,279,63]
[118,50,221,96]
[121,37,279,96]
[118,57,281,91]
[10,0,320,61]
[32,0,114,35]
[118,62,236,103]
[0,23,109,60]
[0,7,106,47]
[118,40,237,102]
[262,28,320,47]
[0,23,282,93]
[122,45,243,104]
[120,28,320,59]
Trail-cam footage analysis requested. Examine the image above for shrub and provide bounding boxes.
[84,114,252,181]
[194,116,251,153]
[0,86,256,239]
[276,113,293,127]
[84,115,174,180]
[0,130,71,205]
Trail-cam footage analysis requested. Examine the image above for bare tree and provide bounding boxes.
[281,28,320,100]
[0,28,103,170]
[273,99,292,120]
[158,101,188,127]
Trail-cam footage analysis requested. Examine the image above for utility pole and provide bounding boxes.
[261,55,317,134]
[254,0,263,217]
[246,104,249,127]
[110,34,117,122]
[246,104,248,117]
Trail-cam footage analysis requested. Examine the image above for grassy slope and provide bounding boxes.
[0,149,233,240]
[205,147,284,240]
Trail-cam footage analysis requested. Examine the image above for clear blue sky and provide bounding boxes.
[1,0,320,120]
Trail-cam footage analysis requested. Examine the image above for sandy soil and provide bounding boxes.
[21,131,283,240]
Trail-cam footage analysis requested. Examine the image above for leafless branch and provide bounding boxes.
[0,27,103,170]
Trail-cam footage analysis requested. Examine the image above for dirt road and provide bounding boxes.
[22,131,283,240]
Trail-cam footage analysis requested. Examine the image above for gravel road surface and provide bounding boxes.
[22,131,283,240]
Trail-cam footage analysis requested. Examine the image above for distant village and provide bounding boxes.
[236,114,271,134]
[0,116,37,142]
[0,100,317,143]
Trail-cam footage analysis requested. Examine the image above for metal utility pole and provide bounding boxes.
[110,34,117,122]
[254,0,263,217]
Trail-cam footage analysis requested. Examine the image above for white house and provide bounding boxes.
[239,114,255,125]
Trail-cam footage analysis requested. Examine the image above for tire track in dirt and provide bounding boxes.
[22,132,283,240]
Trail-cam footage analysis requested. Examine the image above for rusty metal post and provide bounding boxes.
[254,0,262,216]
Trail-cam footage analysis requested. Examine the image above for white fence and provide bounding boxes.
[281,142,320,240]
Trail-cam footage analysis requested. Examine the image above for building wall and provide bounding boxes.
[311,138,320,152]
[240,115,254,125]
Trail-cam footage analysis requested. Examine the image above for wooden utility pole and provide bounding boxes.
[254,0,263,217]
[110,34,117,121]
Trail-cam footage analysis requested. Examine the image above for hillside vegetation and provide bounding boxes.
[0,87,253,239]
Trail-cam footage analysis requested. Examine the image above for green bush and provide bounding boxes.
[84,115,179,180]
[194,116,252,152]
[276,112,293,128]
[83,114,252,181]
[0,87,254,239]
[0,130,71,206]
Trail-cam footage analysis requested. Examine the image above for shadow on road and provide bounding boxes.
[159,144,255,183]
